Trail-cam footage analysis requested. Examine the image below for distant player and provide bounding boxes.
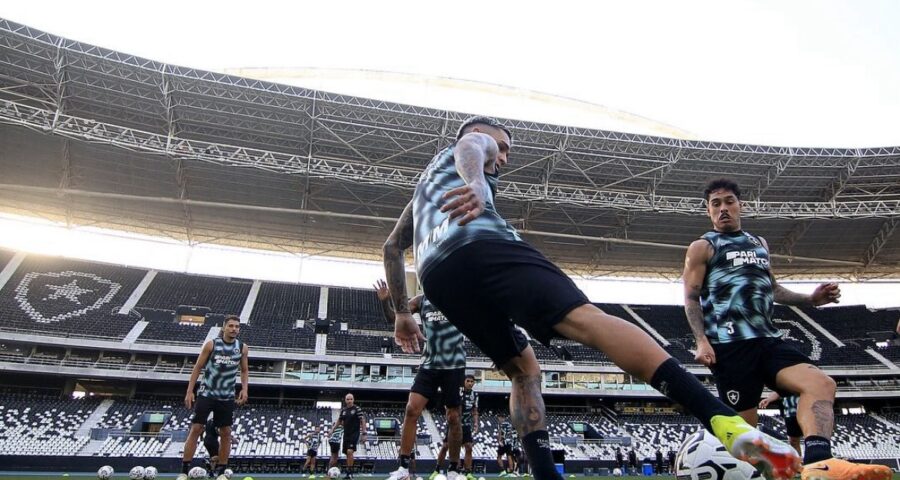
[434,375,479,479]
[303,426,324,476]
[328,423,344,469]
[760,392,802,455]
[328,393,367,479]
[178,316,248,480]
[496,413,518,476]
[374,279,465,480]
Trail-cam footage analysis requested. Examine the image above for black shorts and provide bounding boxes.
[785,415,802,438]
[329,442,341,455]
[421,239,589,366]
[342,433,360,453]
[498,445,511,456]
[710,337,811,411]
[192,396,235,428]
[411,368,465,407]
[443,425,474,444]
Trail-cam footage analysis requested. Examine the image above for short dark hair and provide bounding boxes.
[465,374,475,381]
[703,178,741,201]
[456,115,512,143]
[224,315,241,325]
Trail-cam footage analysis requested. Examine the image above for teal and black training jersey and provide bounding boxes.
[307,435,321,451]
[461,389,479,427]
[700,230,780,344]
[420,296,466,370]
[200,337,243,401]
[781,395,799,418]
[329,426,343,444]
[413,144,522,280]
[499,420,516,446]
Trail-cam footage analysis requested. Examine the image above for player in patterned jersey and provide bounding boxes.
[303,425,324,477]
[683,178,890,480]
[496,414,518,476]
[760,392,802,455]
[384,117,802,480]
[433,375,480,480]
[374,280,465,480]
[328,393,367,479]
[178,316,249,480]
[327,423,344,470]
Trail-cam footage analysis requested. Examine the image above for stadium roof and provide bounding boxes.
[0,19,899,280]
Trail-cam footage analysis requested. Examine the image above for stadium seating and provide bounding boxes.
[250,282,320,327]
[327,287,390,331]
[0,255,145,339]
[136,271,251,315]
[801,305,899,342]
[0,248,13,268]
[135,308,214,344]
[0,393,99,455]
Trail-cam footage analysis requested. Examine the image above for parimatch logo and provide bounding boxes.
[725,250,769,267]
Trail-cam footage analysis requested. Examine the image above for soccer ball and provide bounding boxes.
[223,469,233,479]
[327,467,341,478]
[98,466,114,480]
[612,468,623,476]
[434,475,447,480]
[143,467,158,480]
[129,466,145,480]
[188,467,207,479]
[675,429,763,480]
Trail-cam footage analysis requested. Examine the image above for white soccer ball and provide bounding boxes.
[143,467,158,480]
[434,475,447,480]
[612,468,623,477]
[98,466,114,480]
[188,467,208,479]
[129,466,145,480]
[223,468,233,479]
[676,430,763,480]
[327,467,341,478]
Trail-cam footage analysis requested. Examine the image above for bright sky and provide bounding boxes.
[1,2,899,309]
[2,0,899,147]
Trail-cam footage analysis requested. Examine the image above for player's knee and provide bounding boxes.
[817,374,837,396]
[446,408,461,425]
[405,402,423,419]
[501,350,541,379]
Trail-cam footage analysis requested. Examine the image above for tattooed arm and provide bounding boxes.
[440,132,499,226]
[383,200,424,352]
[683,239,715,367]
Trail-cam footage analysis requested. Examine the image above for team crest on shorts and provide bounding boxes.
[14,271,122,323]
[726,390,740,405]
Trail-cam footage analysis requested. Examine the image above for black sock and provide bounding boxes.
[448,462,459,473]
[803,436,832,464]
[216,465,226,476]
[399,454,412,469]
[521,430,562,480]
[650,358,734,431]
[182,462,191,475]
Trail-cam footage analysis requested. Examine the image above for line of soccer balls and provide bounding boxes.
[96,466,235,480]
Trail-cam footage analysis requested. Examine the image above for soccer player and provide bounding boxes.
[496,414,518,476]
[178,316,249,480]
[434,375,480,479]
[683,178,891,480]
[328,393,367,479]
[303,426,324,477]
[327,423,344,469]
[760,392,802,455]
[383,116,802,480]
[374,279,464,480]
